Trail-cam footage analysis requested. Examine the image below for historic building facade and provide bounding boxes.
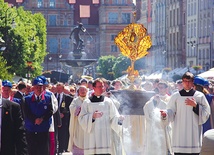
[98,0,135,56]
[5,0,214,73]
[5,0,135,72]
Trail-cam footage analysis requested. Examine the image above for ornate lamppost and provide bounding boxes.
[26,61,33,80]
[47,56,52,71]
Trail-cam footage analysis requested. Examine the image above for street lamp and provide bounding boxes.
[162,50,166,68]
[205,62,210,71]
[57,54,62,71]
[26,61,33,80]
[47,56,52,71]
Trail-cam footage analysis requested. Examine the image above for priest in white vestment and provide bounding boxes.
[78,78,123,155]
[143,95,172,155]
[68,85,88,154]
[161,72,210,155]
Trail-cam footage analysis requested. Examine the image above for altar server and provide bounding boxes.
[78,78,123,155]
[161,72,210,155]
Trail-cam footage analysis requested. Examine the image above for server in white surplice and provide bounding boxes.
[78,78,123,155]
[161,72,210,155]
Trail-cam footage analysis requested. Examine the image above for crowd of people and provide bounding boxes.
[1,72,214,155]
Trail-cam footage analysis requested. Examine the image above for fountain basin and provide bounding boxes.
[60,59,97,67]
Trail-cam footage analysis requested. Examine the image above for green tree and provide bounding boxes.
[112,54,130,78]
[112,54,146,78]
[96,54,147,79]
[0,55,13,80]
[96,55,116,80]
[0,1,47,79]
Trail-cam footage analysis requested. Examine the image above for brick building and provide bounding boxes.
[4,0,136,72]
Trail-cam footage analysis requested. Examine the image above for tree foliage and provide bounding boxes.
[112,54,130,78]
[112,54,146,78]
[0,55,13,80]
[0,0,47,79]
[96,55,116,80]
[96,54,147,79]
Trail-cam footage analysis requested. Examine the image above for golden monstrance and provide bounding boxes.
[114,17,152,88]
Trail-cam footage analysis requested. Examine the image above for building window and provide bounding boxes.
[187,4,190,16]
[206,49,209,59]
[80,5,90,18]
[111,45,118,52]
[191,23,193,37]
[208,19,210,35]
[142,2,146,10]
[69,0,76,4]
[37,0,43,8]
[49,15,57,26]
[49,0,55,7]
[61,38,70,53]
[193,2,196,15]
[122,13,131,24]
[64,19,68,26]
[111,35,116,41]
[112,0,118,4]
[48,38,58,53]
[108,12,118,23]
[194,23,196,37]
[190,3,193,16]
[121,0,126,4]
[188,24,190,37]
[92,0,99,4]
[16,0,23,2]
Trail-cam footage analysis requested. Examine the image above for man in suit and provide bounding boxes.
[2,80,13,100]
[24,77,53,155]
[37,75,60,155]
[0,79,28,155]
[14,81,27,99]
[13,81,27,118]
[55,82,73,154]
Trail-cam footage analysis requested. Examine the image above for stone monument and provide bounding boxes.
[60,23,96,82]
